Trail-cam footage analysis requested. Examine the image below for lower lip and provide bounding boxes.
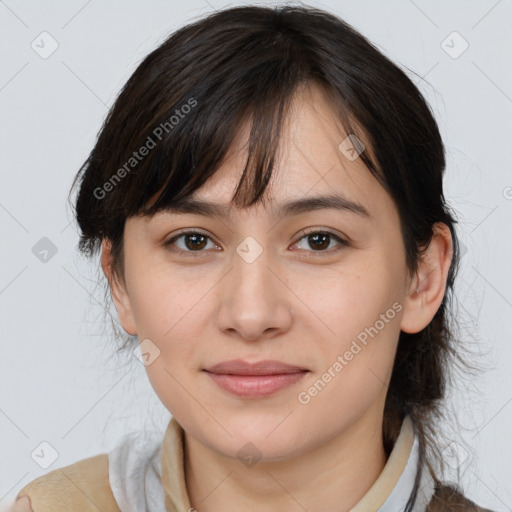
[204,371,307,398]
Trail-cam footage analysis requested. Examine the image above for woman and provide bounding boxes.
[11,4,494,511]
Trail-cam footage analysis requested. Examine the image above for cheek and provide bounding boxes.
[293,264,403,386]
[127,262,210,340]
[140,321,204,419]
[292,262,401,340]
[125,265,216,408]
[292,274,401,430]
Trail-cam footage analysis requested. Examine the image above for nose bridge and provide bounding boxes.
[216,237,292,340]
[234,239,273,299]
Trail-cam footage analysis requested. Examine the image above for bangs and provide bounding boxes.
[138,79,379,219]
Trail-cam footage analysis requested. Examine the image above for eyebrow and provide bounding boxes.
[159,194,371,220]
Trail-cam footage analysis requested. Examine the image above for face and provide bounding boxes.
[107,85,423,462]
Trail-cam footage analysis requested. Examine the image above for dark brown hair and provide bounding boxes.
[69,4,469,509]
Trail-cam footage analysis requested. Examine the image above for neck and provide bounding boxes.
[183,410,387,512]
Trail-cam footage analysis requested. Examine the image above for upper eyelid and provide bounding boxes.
[167,228,218,244]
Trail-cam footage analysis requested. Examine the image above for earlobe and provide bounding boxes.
[400,223,453,334]
[100,239,138,336]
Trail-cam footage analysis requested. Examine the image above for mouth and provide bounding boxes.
[203,359,309,398]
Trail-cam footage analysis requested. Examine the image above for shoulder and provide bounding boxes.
[14,453,120,512]
[428,483,496,512]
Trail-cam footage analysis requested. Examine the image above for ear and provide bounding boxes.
[400,222,453,334]
[100,239,138,336]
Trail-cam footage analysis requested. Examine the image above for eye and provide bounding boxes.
[164,230,220,257]
[163,228,349,258]
[291,229,348,255]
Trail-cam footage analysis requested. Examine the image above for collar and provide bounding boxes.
[160,415,436,512]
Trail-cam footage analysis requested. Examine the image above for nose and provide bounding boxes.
[215,244,293,342]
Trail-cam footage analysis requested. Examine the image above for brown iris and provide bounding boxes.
[307,233,330,250]
[184,233,208,251]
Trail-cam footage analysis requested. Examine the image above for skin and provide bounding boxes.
[99,84,453,512]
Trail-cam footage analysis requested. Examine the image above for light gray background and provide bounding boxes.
[1,0,511,510]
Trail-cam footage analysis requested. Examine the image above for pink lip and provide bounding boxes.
[203,359,309,398]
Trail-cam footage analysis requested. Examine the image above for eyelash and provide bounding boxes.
[163,228,349,258]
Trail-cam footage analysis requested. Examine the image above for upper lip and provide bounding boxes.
[204,359,308,375]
